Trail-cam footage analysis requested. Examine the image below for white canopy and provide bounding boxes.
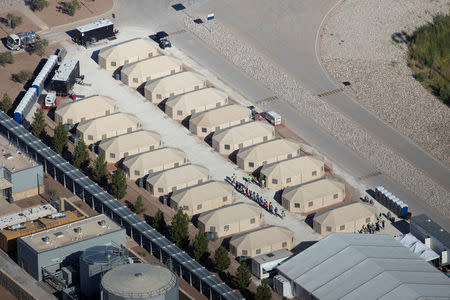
[394,233,439,262]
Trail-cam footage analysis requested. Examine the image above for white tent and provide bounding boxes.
[394,233,439,262]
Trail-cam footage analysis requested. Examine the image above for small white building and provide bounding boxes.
[250,249,293,279]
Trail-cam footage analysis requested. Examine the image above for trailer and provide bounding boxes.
[51,59,80,94]
[14,87,37,123]
[74,19,115,46]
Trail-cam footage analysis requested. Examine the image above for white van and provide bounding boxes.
[264,111,282,125]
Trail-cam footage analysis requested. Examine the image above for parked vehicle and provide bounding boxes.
[6,32,40,50]
[74,18,116,46]
[264,111,282,125]
[159,38,172,49]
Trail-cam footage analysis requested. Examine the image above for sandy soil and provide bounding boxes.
[0,43,59,107]
[0,10,40,36]
[31,0,113,28]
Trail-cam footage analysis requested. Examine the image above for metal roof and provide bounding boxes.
[52,59,78,82]
[277,233,450,300]
[76,18,113,33]
[411,214,450,249]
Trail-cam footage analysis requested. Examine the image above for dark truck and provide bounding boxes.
[74,18,116,46]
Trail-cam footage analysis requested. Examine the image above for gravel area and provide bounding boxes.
[320,0,450,165]
[179,15,450,218]
[0,0,20,10]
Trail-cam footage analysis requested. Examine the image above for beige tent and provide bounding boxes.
[144,71,207,104]
[98,130,162,163]
[98,38,159,71]
[121,55,183,88]
[76,113,141,144]
[237,138,302,172]
[313,202,377,236]
[229,226,294,258]
[170,181,234,216]
[212,121,275,155]
[281,178,345,214]
[122,147,187,180]
[189,105,252,138]
[146,164,209,197]
[165,88,228,120]
[260,156,325,189]
[198,203,262,238]
[54,95,118,125]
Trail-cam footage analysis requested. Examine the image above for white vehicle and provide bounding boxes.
[44,92,57,107]
[264,111,282,125]
[6,32,40,51]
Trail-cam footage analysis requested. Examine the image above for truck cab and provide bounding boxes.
[6,34,20,50]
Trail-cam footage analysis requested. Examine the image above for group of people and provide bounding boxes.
[230,173,285,218]
[357,214,386,234]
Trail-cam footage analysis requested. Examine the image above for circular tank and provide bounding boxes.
[101,263,178,300]
[80,245,125,299]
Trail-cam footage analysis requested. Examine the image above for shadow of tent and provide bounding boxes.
[392,219,410,234]
[171,3,186,11]
[291,240,318,255]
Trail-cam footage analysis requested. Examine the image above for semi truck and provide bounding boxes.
[6,32,40,50]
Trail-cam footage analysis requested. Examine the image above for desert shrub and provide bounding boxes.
[30,0,49,11]
[0,52,13,66]
[12,70,32,83]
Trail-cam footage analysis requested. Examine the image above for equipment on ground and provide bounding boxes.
[74,19,115,46]
[159,38,172,49]
[264,111,282,125]
[51,59,80,94]
[6,32,40,50]
[44,92,57,107]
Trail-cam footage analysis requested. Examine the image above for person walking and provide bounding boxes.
[281,210,286,218]
[248,175,253,184]
[261,179,265,187]
[232,173,236,183]
[382,219,385,228]
[274,207,278,216]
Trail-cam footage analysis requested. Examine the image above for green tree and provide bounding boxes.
[31,109,46,138]
[109,169,127,199]
[232,262,251,289]
[12,70,32,83]
[31,39,48,57]
[64,0,81,16]
[214,246,230,272]
[152,208,166,232]
[193,231,209,262]
[255,280,272,300]
[0,52,13,66]
[30,0,49,11]
[92,154,107,186]
[1,93,13,114]
[52,123,68,154]
[169,208,190,248]
[6,13,22,29]
[73,139,90,169]
[134,195,146,214]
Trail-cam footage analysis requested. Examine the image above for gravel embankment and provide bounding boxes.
[0,0,20,10]
[180,15,450,218]
[320,0,450,165]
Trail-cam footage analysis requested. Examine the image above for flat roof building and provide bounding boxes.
[54,95,118,125]
[251,249,293,279]
[17,214,125,280]
[98,38,159,71]
[98,130,162,163]
[146,164,210,197]
[212,121,275,155]
[122,147,187,180]
[282,178,345,214]
[260,156,325,190]
[230,226,294,258]
[198,203,262,238]
[121,55,183,88]
[76,113,142,145]
[170,181,234,216]
[237,138,302,172]
[144,71,207,104]
[276,233,450,300]
[165,88,228,120]
[313,202,377,236]
[189,104,252,138]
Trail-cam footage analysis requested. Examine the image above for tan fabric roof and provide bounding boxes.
[314,202,377,226]
[261,156,324,178]
[99,38,158,61]
[213,121,274,144]
[170,181,233,206]
[146,164,209,187]
[122,147,186,170]
[145,71,206,94]
[230,226,293,250]
[55,95,117,120]
[165,88,227,111]
[237,138,301,161]
[77,113,140,135]
[283,178,345,202]
[98,130,161,154]
[198,203,260,226]
[190,105,252,127]
[121,55,182,78]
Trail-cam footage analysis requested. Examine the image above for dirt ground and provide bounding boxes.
[32,0,113,28]
[0,285,17,300]
[0,10,40,35]
[0,43,59,107]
